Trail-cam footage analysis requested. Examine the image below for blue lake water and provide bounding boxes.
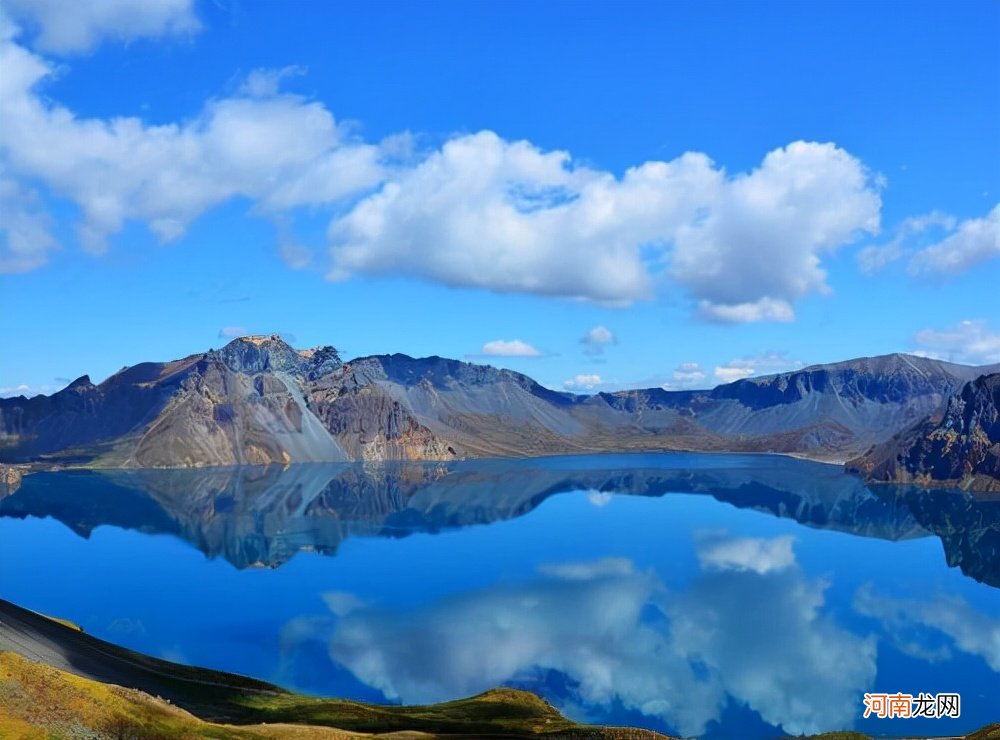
[1,453,998,738]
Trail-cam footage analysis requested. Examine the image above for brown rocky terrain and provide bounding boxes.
[1,336,996,473]
[848,373,1000,492]
[0,463,22,497]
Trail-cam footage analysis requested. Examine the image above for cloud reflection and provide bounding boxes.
[299,533,875,736]
[855,583,1000,672]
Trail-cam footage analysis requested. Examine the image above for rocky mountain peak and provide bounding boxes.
[214,335,305,375]
[297,345,344,380]
[67,375,94,389]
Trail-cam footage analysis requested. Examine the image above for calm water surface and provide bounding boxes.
[1,453,998,738]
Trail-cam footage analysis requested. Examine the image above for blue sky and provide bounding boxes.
[1,0,998,397]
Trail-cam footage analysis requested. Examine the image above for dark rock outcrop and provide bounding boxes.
[848,373,1000,491]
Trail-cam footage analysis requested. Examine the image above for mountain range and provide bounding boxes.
[1,335,997,489]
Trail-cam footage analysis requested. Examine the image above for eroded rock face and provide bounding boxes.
[848,373,1000,491]
[1,337,997,476]
[307,367,458,461]
[0,336,455,468]
[214,335,309,375]
[0,464,22,497]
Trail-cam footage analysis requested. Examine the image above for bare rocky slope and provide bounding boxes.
[0,335,995,468]
[848,372,1000,492]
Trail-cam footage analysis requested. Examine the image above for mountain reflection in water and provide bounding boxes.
[1,454,997,586]
[1,453,998,738]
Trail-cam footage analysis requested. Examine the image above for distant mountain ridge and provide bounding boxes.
[1,335,996,471]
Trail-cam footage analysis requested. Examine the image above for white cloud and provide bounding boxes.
[0,29,384,270]
[698,297,795,323]
[328,134,880,319]
[856,210,956,275]
[239,65,307,98]
[0,174,58,272]
[908,204,1000,278]
[4,0,200,54]
[713,351,804,384]
[913,319,1000,366]
[308,537,874,737]
[0,15,887,324]
[580,325,616,355]
[0,383,32,397]
[0,382,58,398]
[662,362,707,391]
[563,374,603,389]
[328,131,710,303]
[672,141,882,322]
[480,339,541,357]
[714,366,755,383]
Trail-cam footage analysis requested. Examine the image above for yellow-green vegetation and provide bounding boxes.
[967,725,1000,740]
[0,651,352,739]
[229,687,580,736]
[39,614,83,632]
[0,651,664,739]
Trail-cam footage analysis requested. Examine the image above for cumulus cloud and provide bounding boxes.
[563,374,603,390]
[713,351,803,384]
[856,210,956,275]
[304,536,874,737]
[328,134,881,318]
[913,319,1000,366]
[327,131,705,302]
[908,204,1000,278]
[662,362,707,390]
[672,141,882,322]
[0,10,887,323]
[0,26,384,270]
[580,325,616,355]
[480,339,541,357]
[4,0,200,54]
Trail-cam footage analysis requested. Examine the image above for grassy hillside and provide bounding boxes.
[0,598,665,739]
